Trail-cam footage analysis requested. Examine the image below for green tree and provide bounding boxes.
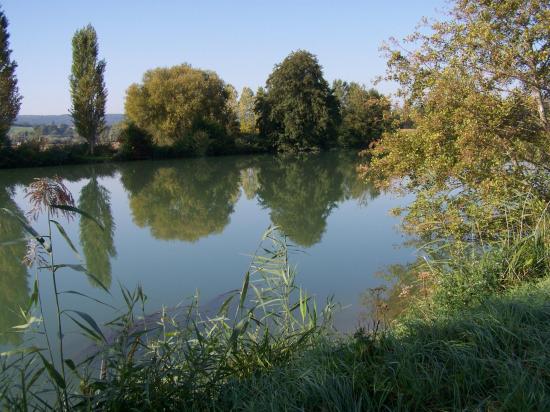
[365,0,550,245]
[116,121,154,159]
[255,50,340,152]
[0,7,21,147]
[79,176,116,288]
[332,79,350,109]
[237,87,257,134]
[69,24,107,155]
[452,0,549,131]
[125,64,237,152]
[334,82,395,147]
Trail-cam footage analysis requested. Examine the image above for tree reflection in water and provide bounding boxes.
[124,158,241,242]
[0,186,29,345]
[121,152,378,246]
[0,151,383,345]
[79,175,117,289]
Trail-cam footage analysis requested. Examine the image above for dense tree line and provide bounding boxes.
[122,50,397,155]
[122,50,402,154]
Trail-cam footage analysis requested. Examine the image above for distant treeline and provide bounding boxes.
[1,47,414,167]
[13,114,124,127]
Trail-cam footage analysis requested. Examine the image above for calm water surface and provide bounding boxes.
[0,151,414,350]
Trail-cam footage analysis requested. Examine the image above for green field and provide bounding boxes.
[8,125,34,136]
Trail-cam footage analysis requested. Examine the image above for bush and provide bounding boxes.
[0,142,91,168]
[116,122,154,160]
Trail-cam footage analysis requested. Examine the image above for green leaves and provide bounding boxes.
[238,271,250,312]
[70,24,106,154]
[0,7,22,145]
[66,310,106,343]
[50,219,80,259]
[125,64,234,148]
[258,50,339,151]
[1,208,51,252]
[38,353,66,389]
[51,204,105,230]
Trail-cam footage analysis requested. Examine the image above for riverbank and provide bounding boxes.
[0,137,269,169]
[222,277,550,411]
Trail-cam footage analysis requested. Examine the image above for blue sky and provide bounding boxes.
[2,0,446,115]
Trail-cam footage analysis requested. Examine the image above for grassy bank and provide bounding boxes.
[221,278,550,411]
[0,143,117,169]
[151,219,550,411]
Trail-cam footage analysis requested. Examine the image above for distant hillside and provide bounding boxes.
[14,114,124,126]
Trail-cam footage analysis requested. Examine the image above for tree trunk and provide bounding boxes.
[534,87,549,132]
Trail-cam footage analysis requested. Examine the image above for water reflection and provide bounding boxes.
[257,155,344,246]
[336,152,380,205]
[118,152,377,245]
[79,175,117,288]
[0,186,29,345]
[359,253,431,328]
[123,157,241,242]
[240,167,260,200]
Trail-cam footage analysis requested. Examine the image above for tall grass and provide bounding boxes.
[218,278,550,411]
[85,228,334,411]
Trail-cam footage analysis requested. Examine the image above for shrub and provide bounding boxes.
[116,122,154,160]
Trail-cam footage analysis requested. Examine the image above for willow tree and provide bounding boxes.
[70,24,107,155]
[125,64,236,152]
[0,7,21,147]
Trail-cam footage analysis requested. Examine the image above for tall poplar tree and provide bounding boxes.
[237,87,257,134]
[0,7,21,147]
[70,24,106,155]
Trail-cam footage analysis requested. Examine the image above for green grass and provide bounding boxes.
[8,126,34,136]
[220,278,550,411]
